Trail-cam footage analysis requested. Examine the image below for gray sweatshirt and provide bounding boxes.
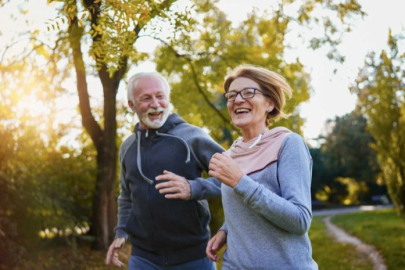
[220,133,318,270]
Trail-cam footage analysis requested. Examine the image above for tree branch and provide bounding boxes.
[140,35,239,134]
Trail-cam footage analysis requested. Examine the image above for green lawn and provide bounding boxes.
[309,217,373,270]
[12,210,405,270]
[332,209,405,270]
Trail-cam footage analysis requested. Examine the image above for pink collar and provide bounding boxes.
[227,127,292,175]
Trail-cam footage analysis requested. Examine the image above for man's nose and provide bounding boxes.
[150,96,159,108]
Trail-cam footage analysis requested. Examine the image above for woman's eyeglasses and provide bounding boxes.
[224,88,271,102]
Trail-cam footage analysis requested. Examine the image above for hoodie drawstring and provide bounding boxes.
[156,131,191,163]
[136,130,191,185]
[137,131,154,185]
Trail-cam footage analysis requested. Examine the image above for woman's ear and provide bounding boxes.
[267,100,275,113]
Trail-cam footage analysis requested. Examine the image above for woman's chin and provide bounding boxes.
[233,121,249,130]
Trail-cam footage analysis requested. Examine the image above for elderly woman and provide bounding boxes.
[206,65,318,269]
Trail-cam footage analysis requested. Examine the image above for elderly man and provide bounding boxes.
[105,72,223,269]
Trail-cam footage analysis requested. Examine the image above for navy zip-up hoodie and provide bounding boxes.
[115,113,224,266]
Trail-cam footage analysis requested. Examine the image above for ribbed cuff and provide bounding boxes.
[188,180,202,200]
[219,223,228,234]
[115,228,128,240]
[233,175,260,203]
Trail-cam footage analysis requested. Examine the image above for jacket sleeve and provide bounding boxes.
[219,222,228,233]
[186,129,225,200]
[114,144,132,239]
[231,133,313,235]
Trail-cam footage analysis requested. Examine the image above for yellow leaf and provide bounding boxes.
[81,12,86,19]
[37,46,49,58]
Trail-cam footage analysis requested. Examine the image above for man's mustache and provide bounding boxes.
[146,107,165,113]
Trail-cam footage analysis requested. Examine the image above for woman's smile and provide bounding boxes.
[227,77,272,140]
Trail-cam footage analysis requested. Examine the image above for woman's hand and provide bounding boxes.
[206,230,227,262]
[209,153,243,188]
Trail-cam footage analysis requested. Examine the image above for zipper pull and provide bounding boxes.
[146,129,148,138]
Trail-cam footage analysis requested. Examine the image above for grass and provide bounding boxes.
[309,217,373,270]
[332,209,405,270]
[10,210,404,270]
[11,243,131,270]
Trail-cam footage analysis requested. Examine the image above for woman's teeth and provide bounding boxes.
[235,109,251,114]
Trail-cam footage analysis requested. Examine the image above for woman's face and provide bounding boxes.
[227,77,273,133]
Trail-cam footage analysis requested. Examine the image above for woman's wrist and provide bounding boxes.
[230,173,244,188]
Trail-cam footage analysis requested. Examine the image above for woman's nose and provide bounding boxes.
[234,93,245,103]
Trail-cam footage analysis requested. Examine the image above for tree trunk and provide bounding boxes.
[91,67,119,250]
[91,149,117,250]
[69,23,119,250]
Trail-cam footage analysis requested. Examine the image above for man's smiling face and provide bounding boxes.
[128,76,170,129]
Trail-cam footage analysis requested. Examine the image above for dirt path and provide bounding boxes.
[323,216,387,270]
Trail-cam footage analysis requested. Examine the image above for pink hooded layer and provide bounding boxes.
[227,127,292,175]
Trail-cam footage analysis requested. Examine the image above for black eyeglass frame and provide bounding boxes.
[223,87,271,102]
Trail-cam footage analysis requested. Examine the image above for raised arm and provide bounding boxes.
[186,127,225,200]
[232,134,313,235]
[209,133,313,235]
[156,125,224,200]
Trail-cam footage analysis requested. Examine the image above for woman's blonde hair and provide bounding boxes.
[224,65,292,125]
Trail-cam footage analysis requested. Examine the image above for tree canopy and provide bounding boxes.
[351,30,405,217]
[311,111,384,204]
[154,0,365,145]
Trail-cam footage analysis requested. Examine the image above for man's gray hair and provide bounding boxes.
[127,72,171,102]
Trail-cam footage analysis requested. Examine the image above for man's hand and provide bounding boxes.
[106,237,125,267]
[209,152,243,188]
[206,230,227,262]
[155,170,191,200]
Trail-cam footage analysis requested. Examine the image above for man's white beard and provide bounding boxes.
[139,107,170,129]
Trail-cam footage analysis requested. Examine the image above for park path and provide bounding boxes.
[314,205,391,270]
[323,216,386,270]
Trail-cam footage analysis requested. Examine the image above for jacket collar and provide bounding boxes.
[133,113,186,135]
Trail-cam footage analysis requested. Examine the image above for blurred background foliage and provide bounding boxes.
[0,0,404,268]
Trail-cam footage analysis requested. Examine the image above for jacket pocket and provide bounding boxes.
[125,211,152,248]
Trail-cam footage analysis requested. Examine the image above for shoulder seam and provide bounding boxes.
[121,135,136,162]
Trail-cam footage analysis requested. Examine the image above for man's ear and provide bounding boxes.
[128,100,136,113]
